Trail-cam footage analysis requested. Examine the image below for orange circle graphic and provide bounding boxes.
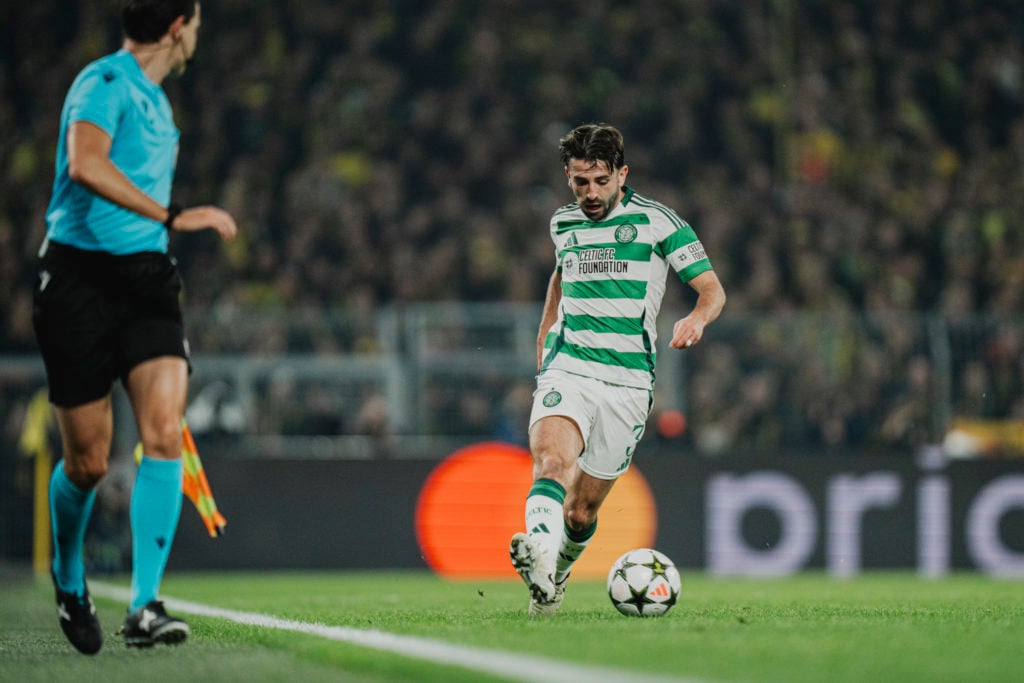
[414,441,657,579]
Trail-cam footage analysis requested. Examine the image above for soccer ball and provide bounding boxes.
[607,548,681,617]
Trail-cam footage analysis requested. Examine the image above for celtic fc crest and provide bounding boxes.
[615,224,637,243]
[542,390,562,407]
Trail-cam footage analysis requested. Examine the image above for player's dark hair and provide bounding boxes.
[559,124,626,171]
[121,0,197,43]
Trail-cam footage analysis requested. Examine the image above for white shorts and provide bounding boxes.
[529,369,652,480]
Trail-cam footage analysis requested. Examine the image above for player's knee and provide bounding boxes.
[142,415,183,458]
[64,454,108,489]
[534,454,571,483]
[532,446,573,479]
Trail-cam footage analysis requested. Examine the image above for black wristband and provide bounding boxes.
[164,203,182,230]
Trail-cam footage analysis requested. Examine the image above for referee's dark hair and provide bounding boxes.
[121,0,197,44]
[559,124,626,171]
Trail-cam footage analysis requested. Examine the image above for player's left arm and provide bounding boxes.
[67,120,238,242]
[536,267,563,370]
[668,270,726,349]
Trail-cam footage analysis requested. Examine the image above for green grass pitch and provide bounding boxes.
[1,566,1022,682]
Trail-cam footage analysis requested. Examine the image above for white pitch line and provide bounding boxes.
[91,581,703,683]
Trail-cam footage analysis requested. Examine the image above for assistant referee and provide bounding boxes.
[32,0,237,654]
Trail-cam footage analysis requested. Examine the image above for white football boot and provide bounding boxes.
[509,532,557,610]
[528,576,568,617]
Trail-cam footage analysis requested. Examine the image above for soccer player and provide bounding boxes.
[32,0,237,654]
[510,124,726,616]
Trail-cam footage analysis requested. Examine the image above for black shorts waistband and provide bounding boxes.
[40,240,175,285]
[41,239,168,268]
[43,239,167,262]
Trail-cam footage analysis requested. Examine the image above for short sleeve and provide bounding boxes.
[65,65,124,138]
[658,222,713,282]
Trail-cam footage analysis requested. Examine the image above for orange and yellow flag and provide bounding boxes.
[135,418,226,537]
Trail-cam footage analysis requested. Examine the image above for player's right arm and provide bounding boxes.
[67,120,167,223]
[67,120,237,241]
[536,267,563,370]
[668,269,726,349]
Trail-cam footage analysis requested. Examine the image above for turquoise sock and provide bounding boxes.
[49,462,96,595]
[130,456,183,611]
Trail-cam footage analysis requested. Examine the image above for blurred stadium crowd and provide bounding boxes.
[2,1,1023,454]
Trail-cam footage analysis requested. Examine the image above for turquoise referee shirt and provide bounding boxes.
[45,49,179,255]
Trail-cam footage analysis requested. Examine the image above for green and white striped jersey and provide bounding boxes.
[540,186,713,390]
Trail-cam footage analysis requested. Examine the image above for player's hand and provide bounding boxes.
[668,316,705,349]
[171,206,239,241]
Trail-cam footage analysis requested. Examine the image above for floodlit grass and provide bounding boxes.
[1,566,1022,683]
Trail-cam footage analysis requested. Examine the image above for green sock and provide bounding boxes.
[555,520,597,583]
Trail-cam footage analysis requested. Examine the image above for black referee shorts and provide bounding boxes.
[32,240,191,408]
